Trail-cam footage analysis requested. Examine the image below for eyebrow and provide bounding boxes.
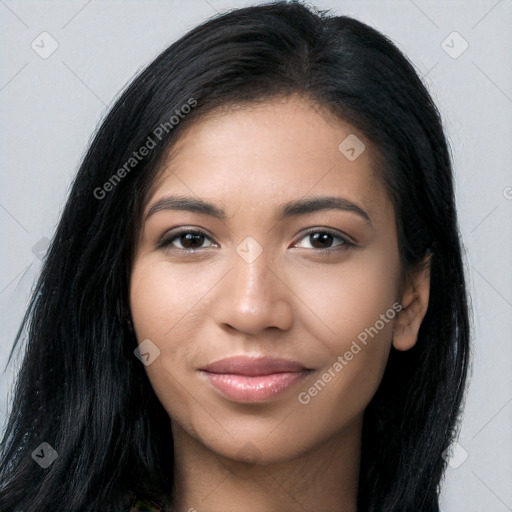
[145,194,373,228]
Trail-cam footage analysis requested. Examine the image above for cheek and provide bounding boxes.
[293,247,400,350]
[291,249,400,421]
[129,257,219,403]
[129,259,202,424]
[129,259,195,389]
[130,258,207,341]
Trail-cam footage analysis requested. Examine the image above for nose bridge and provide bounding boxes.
[232,237,275,312]
[235,243,270,306]
[213,236,293,334]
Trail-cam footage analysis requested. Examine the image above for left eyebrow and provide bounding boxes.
[279,196,373,229]
[145,194,373,229]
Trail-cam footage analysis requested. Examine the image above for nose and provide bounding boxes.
[212,242,294,335]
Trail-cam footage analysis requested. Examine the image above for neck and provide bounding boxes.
[169,418,361,512]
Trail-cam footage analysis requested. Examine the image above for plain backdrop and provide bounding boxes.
[1,1,511,510]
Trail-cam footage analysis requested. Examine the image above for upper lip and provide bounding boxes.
[200,356,311,376]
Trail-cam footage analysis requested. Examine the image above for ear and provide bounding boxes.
[393,253,432,351]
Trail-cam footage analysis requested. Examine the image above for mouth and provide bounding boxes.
[198,356,314,403]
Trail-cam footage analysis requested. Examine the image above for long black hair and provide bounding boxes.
[0,2,470,510]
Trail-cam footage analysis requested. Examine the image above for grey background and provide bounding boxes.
[1,0,511,510]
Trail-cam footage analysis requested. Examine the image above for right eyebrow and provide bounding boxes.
[145,195,226,221]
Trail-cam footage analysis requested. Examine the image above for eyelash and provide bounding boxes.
[157,227,355,255]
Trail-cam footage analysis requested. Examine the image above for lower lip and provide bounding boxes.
[199,371,310,402]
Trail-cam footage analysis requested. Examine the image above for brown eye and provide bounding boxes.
[309,232,335,249]
[294,229,353,251]
[177,232,206,249]
[159,230,216,251]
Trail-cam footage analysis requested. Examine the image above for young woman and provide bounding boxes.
[0,2,470,511]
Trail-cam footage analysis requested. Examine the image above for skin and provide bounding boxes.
[129,95,431,512]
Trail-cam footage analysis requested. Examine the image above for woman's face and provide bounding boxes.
[130,95,403,463]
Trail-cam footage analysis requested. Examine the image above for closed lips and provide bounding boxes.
[200,356,312,376]
[198,356,314,402]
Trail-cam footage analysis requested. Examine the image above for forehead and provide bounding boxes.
[145,95,389,222]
